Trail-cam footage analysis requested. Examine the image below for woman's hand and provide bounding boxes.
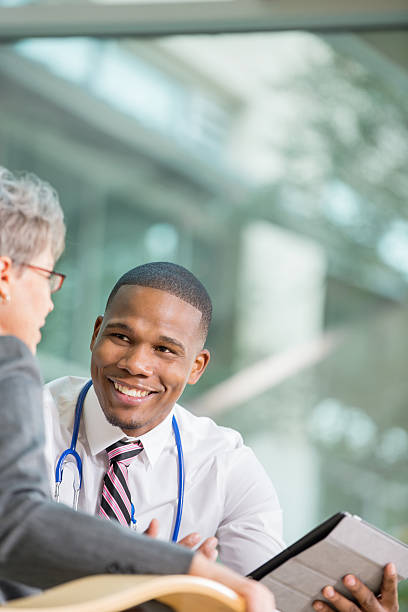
[189,552,276,612]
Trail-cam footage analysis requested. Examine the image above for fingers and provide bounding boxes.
[189,553,276,612]
[313,573,385,612]
[238,580,276,612]
[380,563,398,611]
[144,518,160,538]
[313,584,363,612]
[197,537,219,562]
[313,599,335,612]
[313,585,364,612]
[178,533,218,560]
[342,574,382,611]
[178,532,202,549]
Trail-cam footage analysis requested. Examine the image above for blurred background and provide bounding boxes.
[0,0,407,603]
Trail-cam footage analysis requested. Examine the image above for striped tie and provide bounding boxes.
[98,440,143,527]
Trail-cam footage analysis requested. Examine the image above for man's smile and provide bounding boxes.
[107,377,159,404]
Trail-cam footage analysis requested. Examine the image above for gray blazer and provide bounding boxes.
[0,336,193,602]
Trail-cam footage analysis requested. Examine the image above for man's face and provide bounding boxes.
[90,285,210,436]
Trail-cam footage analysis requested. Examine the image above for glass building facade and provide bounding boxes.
[1,15,407,605]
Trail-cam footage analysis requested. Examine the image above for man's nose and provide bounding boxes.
[117,344,154,377]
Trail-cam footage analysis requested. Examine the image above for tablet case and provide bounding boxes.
[249,512,408,612]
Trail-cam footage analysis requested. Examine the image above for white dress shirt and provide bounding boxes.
[43,376,284,575]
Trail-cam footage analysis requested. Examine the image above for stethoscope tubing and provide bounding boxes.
[171,414,184,543]
[54,380,92,510]
[54,380,184,542]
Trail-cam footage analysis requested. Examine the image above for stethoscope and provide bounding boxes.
[54,379,185,542]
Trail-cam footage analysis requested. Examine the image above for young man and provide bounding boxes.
[44,262,285,576]
[43,261,400,612]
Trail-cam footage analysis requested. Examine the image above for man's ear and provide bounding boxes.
[90,315,103,350]
[188,349,210,385]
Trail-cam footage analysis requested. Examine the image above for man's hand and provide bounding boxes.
[313,563,399,612]
[144,518,160,538]
[178,532,218,561]
[144,519,218,561]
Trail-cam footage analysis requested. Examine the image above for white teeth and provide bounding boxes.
[113,381,150,398]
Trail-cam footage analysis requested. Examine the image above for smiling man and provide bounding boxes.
[43,262,284,575]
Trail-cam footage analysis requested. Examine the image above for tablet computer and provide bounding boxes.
[249,512,408,612]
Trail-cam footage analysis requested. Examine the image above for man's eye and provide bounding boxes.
[155,345,172,353]
[111,333,129,342]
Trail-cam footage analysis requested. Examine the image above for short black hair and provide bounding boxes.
[105,262,212,341]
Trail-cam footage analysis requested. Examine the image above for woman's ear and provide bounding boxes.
[0,256,12,302]
[188,349,210,385]
[0,256,12,279]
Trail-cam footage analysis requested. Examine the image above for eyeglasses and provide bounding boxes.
[20,263,66,293]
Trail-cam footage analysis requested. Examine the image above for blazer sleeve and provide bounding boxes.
[0,336,193,590]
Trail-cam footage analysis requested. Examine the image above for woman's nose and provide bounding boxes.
[48,294,55,314]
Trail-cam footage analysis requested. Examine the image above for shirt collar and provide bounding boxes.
[135,411,174,468]
[83,387,174,468]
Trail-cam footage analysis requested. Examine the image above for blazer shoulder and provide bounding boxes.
[0,335,41,383]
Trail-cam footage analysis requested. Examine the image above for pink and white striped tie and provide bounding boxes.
[98,440,143,526]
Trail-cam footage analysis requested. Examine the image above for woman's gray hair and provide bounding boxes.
[0,166,65,264]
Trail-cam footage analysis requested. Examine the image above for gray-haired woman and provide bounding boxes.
[0,166,66,351]
[0,166,277,612]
